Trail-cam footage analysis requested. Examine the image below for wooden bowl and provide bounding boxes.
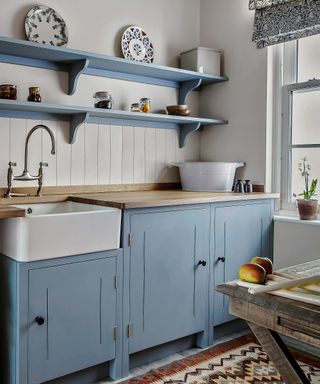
[166,105,190,116]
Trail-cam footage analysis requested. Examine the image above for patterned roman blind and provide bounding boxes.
[250,0,320,48]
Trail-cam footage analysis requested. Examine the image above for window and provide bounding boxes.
[275,35,320,210]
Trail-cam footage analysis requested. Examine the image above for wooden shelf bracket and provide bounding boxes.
[179,122,201,148]
[70,113,89,144]
[69,59,90,95]
[179,79,202,105]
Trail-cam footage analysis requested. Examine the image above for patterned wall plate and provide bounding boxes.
[25,5,68,47]
[121,26,154,63]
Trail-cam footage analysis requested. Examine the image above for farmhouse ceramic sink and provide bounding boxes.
[0,201,121,262]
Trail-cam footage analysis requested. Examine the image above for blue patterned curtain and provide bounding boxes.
[250,0,320,48]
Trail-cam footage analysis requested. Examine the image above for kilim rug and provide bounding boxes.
[120,334,320,384]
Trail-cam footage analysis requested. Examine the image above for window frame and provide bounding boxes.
[281,79,320,210]
[269,38,320,211]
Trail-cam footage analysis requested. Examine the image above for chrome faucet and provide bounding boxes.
[5,124,56,198]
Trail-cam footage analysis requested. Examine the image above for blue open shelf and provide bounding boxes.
[0,100,227,147]
[0,36,228,102]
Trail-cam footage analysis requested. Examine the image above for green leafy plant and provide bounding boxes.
[297,157,318,200]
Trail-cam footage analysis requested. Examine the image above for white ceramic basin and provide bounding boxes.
[0,202,121,262]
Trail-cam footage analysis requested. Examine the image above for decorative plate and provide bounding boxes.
[121,26,154,63]
[25,5,68,47]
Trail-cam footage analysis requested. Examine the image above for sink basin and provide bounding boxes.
[0,201,121,262]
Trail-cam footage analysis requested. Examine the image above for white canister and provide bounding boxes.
[180,47,221,76]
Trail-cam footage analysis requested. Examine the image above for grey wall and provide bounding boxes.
[199,0,268,185]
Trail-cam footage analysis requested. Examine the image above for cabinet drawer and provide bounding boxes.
[28,257,117,383]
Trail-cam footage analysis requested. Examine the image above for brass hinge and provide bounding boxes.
[113,326,118,340]
[114,274,118,289]
[127,323,132,338]
[128,233,132,247]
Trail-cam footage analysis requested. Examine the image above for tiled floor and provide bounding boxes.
[97,330,249,383]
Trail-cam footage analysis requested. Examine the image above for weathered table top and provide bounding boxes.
[216,282,320,328]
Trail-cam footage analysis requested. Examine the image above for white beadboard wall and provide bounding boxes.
[0,118,200,188]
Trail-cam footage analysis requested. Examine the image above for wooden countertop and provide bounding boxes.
[0,206,26,218]
[70,190,279,209]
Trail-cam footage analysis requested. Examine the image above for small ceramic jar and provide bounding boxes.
[0,84,17,100]
[28,87,41,102]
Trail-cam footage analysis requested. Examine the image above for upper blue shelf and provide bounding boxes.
[0,36,228,101]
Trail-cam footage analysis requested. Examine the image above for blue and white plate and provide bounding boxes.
[121,26,154,63]
[25,5,68,47]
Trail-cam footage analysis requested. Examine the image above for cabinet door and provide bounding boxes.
[28,257,117,384]
[129,208,209,354]
[213,202,272,326]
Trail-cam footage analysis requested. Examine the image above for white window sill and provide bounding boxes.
[274,210,320,226]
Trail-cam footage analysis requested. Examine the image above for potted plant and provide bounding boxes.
[295,157,318,220]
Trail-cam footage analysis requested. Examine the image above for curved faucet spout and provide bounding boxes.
[23,124,56,174]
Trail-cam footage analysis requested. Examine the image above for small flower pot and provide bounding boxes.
[297,199,318,220]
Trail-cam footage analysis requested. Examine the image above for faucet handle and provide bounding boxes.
[8,161,17,167]
[39,162,48,167]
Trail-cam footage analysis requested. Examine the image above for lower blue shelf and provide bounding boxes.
[0,100,228,147]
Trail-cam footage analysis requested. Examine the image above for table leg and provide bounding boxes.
[248,322,310,384]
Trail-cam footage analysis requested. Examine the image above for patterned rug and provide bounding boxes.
[121,334,320,384]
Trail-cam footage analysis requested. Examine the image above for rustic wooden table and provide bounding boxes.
[217,276,320,384]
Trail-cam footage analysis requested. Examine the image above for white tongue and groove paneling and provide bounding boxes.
[122,126,134,184]
[0,118,200,188]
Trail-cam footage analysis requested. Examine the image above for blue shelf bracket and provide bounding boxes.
[178,79,202,105]
[70,113,89,144]
[179,122,201,148]
[69,59,90,95]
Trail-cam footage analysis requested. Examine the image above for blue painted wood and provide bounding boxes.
[212,201,273,326]
[0,99,227,147]
[0,36,228,94]
[28,257,117,383]
[179,79,202,105]
[0,256,17,384]
[126,205,210,355]
[180,123,202,147]
[69,59,90,95]
[70,113,89,144]
[0,250,122,384]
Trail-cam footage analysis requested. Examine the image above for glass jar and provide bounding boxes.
[0,84,17,100]
[28,87,41,102]
[131,103,141,112]
[140,98,151,113]
[94,91,113,109]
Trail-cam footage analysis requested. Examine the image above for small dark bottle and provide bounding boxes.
[234,179,244,193]
[244,180,253,193]
[28,87,42,102]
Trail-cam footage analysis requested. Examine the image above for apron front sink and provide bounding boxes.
[0,202,121,262]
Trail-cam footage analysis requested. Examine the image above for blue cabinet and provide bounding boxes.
[212,201,273,326]
[123,205,210,357]
[0,250,123,384]
[28,258,117,383]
